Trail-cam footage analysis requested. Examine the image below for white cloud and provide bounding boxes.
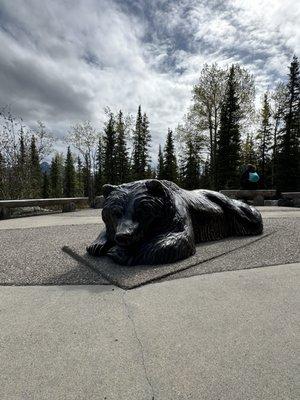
[0,0,298,161]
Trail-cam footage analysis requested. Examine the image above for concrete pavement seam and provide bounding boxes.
[122,291,155,400]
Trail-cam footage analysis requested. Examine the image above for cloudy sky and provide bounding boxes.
[0,0,299,156]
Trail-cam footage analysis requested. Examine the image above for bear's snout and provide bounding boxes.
[115,220,139,246]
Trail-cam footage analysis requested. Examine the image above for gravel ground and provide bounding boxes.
[0,224,108,285]
[0,215,299,287]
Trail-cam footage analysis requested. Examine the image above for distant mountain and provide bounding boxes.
[40,161,50,174]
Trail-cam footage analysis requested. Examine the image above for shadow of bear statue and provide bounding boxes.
[87,179,263,266]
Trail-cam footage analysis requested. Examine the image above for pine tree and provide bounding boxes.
[131,106,152,180]
[50,154,63,198]
[256,93,273,187]
[30,135,42,198]
[64,146,76,197]
[141,112,151,175]
[94,138,103,195]
[0,152,6,199]
[241,133,257,166]
[103,114,117,184]
[199,158,211,189]
[157,145,164,179]
[276,56,300,191]
[215,65,241,189]
[19,128,27,167]
[76,156,84,196]
[180,138,200,190]
[131,105,143,180]
[42,171,50,198]
[17,128,29,198]
[115,110,129,184]
[163,129,178,182]
[270,83,287,187]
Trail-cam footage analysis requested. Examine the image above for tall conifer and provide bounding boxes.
[18,128,29,198]
[132,105,143,180]
[181,138,200,189]
[276,56,300,191]
[30,135,42,198]
[132,106,152,180]
[42,171,50,198]
[215,65,241,189]
[50,154,63,198]
[0,152,6,199]
[103,114,116,184]
[115,110,129,184]
[95,138,103,195]
[163,129,178,182]
[64,146,76,197]
[157,145,164,180]
[256,93,273,186]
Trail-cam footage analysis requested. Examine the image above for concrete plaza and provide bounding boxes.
[0,207,299,399]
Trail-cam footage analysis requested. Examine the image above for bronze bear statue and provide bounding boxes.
[87,179,263,265]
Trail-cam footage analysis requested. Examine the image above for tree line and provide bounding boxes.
[0,56,299,201]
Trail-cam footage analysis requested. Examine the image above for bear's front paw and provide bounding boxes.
[86,240,107,256]
[107,246,132,265]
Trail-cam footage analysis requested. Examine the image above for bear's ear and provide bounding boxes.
[102,184,117,198]
[145,179,166,197]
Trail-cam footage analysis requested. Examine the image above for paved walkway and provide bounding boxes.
[0,207,299,399]
[0,263,299,400]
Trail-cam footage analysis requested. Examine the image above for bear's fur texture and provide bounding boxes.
[87,179,263,266]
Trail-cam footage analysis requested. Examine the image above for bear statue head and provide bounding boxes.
[101,179,174,247]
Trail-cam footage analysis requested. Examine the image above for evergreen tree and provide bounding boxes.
[76,156,85,196]
[50,154,63,198]
[131,106,152,179]
[94,138,103,195]
[0,152,6,199]
[215,65,241,189]
[270,83,287,187]
[103,114,117,184]
[17,128,29,198]
[199,158,211,188]
[42,171,50,198]
[29,135,42,198]
[276,56,300,191]
[64,146,76,197]
[145,165,156,179]
[131,105,143,179]
[163,129,178,182]
[180,138,200,189]
[241,133,257,166]
[141,112,151,175]
[19,128,27,167]
[157,145,164,179]
[256,93,273,187]
[115,110,130,184]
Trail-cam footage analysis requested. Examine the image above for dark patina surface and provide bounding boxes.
[87,179,263,266]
